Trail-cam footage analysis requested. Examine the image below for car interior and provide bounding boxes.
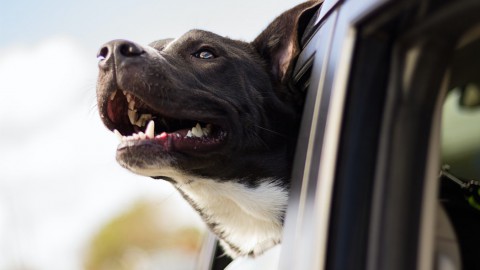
[439,23,480,270]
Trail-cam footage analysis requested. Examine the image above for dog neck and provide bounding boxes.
[163,170,288,257]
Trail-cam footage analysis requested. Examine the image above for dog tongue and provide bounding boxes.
[107,93,129,124]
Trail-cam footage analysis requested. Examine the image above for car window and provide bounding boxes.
[440,26,480,269]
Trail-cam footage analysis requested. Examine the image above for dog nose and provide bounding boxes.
[97,40,145,70]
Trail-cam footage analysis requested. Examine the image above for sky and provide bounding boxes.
[0,0,301,269]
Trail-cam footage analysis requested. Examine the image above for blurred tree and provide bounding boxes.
[84,200,203,270]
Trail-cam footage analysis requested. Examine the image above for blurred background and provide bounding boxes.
[0,0,300,269]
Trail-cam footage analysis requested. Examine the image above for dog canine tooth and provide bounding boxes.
[113,129,123,142]
[186,130,193,138]
[145,120,155,138]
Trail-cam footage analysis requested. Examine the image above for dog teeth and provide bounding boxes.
[135,114,152,127]
[186,123,212,138]
[127,109,152,129]
[128,99,135,110]
[203,124,212,136]
[113,120,156,143]
[113,129,123,142]
[114,120,215,144]
[126,92,139,126]
[191,123,204,138]
[128,110,138,125]
[145,120,155,138]
[125,92,135,108]
[121,91,154,128]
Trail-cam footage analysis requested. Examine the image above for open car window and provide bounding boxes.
[440,25,480,269]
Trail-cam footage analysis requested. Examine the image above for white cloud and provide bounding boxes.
[0,37,94,124]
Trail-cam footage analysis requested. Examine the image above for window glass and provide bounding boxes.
[442,86,480,180]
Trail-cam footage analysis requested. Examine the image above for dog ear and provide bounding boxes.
[252,1,322,84]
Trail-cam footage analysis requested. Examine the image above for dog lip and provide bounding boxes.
[116,127,228,154]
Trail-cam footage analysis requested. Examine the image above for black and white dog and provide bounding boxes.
[96,0,321,258]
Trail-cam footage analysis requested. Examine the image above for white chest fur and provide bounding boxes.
[177,177,288,257]
[127,165,288,257]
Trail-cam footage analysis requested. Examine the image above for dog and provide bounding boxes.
[96,0,322,258]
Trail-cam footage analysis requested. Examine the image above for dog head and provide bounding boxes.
[96,0,321,257]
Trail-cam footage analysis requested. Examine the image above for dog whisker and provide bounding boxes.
[88,103,98,116]
[252,132,271,150]
[252,124,287,138]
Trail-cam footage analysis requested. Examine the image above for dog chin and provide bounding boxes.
[116,145,177,178]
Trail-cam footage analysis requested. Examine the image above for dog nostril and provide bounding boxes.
[97,40,144,69]
[97,46,109,61]
[119,43,144,57]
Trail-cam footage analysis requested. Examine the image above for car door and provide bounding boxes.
[283,0,480,270]
[198,0,480,269]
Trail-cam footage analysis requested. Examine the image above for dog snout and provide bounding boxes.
[97,40,145,70]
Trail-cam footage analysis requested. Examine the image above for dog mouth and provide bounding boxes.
[104,90,227,154]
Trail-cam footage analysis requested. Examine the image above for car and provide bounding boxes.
[197,0,480,269]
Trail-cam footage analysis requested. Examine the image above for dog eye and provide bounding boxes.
[193,50,215,59]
